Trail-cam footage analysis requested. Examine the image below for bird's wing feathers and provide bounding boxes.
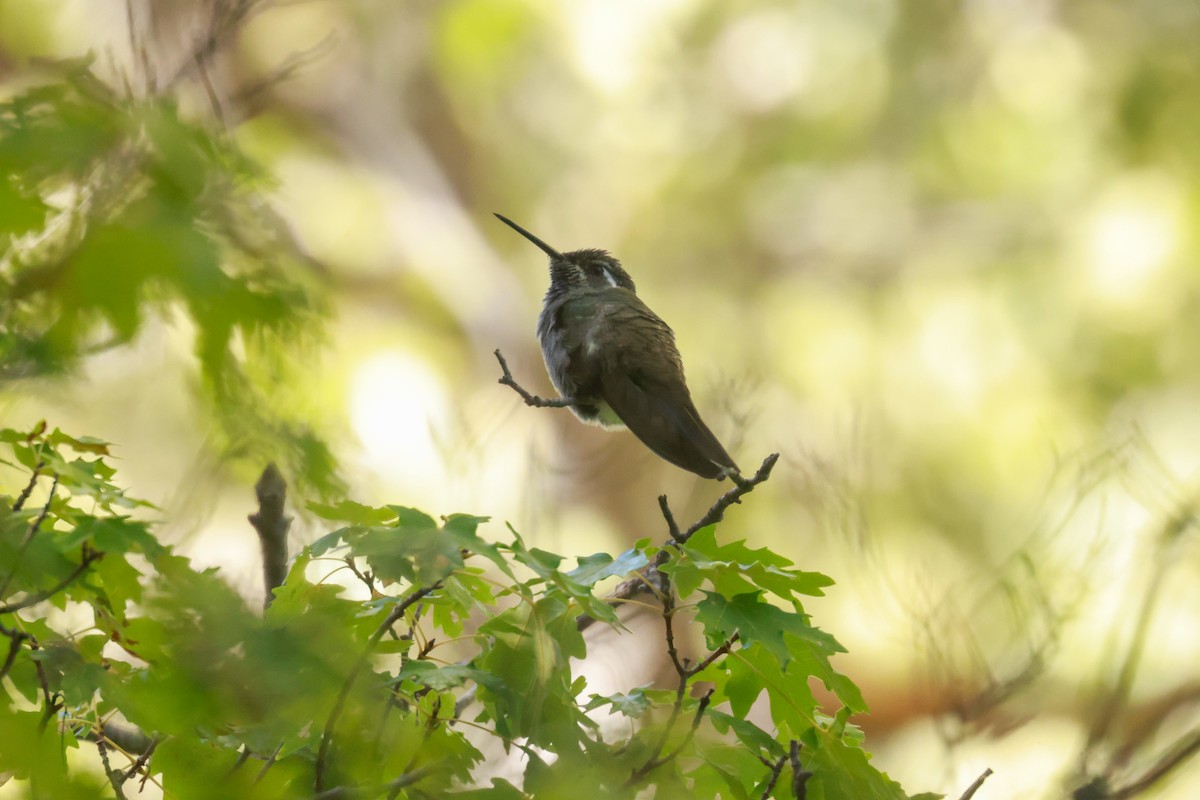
[593,295,738,478]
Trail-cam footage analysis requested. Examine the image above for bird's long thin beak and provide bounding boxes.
[494,213,564,261]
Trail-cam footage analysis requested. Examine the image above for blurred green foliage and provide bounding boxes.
[0,422,930,798]
[0,57,337,496]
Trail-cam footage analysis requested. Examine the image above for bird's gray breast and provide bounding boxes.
[536,300,575,398]
[536,295,626,428]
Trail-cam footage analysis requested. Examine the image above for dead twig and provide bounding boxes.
[494,349,577,410]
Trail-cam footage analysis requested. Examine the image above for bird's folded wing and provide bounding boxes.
[602,366,737,479]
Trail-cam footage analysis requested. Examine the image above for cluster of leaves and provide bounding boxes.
[0,58,338,495]
[0,422,932,799]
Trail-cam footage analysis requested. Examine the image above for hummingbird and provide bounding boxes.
[496,213,739,480]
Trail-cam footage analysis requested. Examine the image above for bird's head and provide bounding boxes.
[495,214,636,295]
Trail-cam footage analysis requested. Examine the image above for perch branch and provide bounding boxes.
[657,495,681,540]
[494,349,577,409]
[670,452,780,543]
[790,739,812,799]
[577,452,780,632]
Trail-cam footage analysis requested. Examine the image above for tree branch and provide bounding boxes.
[0,546,102,615]
[626,687,713,787]
[96,730,129,800]
[955,767,993,800]
[121,734,162,780]
[689,632,740,677]
[10,459,44,512]
[248,463,291,609]
[1104,729,1200,799]
[657,495,681,540]
[672,452,780,543]
[577,453,780,633]
[789,739,812,799]
[760,755,787,800]
[493,349,577,410]
[0,474,59,599]
[0,620,31,681]
[314,582,441,792]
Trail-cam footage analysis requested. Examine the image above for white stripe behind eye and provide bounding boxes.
[602,268,619,288]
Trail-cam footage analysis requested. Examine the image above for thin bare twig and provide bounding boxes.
[10,460,44,512]
[494,349,577,410]
[254,742,285,784]
[31,637,60,730]
[232,32,338,112]
[0,474,60,599]
[663,595,687,676]
[662,688,712,762]
[577,453,780,633]
[344,558,377,597]
[194,52,227,127]
[0,546,103,615]
[657,495,681,540]
[689,632,740,676]
[162,0,269,90]
[625,687,713,788]
[674,452,780,543]
[122,734,162,780]
[955,767,993,800]
[0,620,31,680]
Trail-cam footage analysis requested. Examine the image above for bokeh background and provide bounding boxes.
[2,0,1199,797]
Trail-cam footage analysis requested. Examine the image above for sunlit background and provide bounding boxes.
[2,0,1200,797]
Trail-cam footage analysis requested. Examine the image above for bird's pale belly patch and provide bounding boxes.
[575,400,625,430]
